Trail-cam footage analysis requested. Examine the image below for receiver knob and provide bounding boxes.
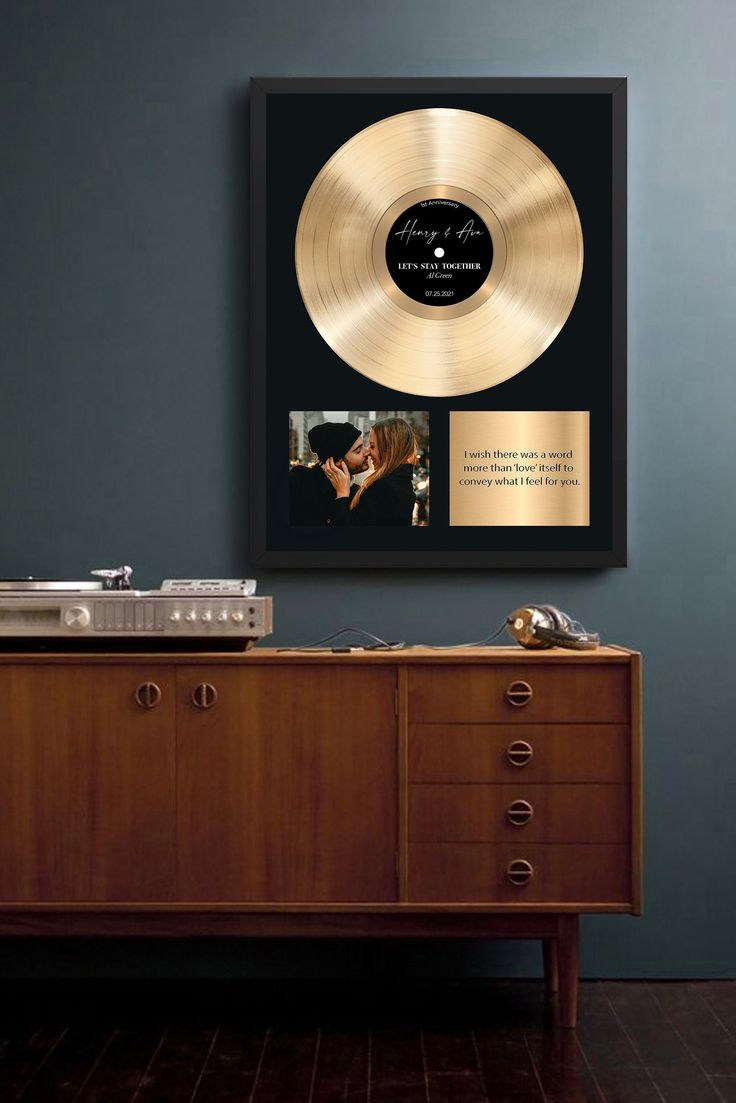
[64,605,90,630]
[169,611,181,623]
[200,610,212,623]
[185,610,197,623]
[231,611,244,624]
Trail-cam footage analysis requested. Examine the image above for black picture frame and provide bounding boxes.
[250,77,627,568]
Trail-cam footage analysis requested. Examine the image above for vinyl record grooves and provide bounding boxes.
[295,108,584,397]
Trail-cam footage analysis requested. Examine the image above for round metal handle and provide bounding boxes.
[192,682,218,710]
[506,799,534,827]
[135,682,162,709]
[505,680,533,707]
[507,858,534,886]
[506,740,534,767]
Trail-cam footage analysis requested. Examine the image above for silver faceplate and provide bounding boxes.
[0,590,273,641]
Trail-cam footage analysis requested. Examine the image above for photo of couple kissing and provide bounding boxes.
[289,414,429,526]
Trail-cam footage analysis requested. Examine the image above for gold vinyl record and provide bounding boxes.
[295,108,584,397]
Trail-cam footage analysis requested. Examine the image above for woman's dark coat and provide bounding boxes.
[330,464,415,526]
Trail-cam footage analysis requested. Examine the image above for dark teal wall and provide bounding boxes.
[1,1,734,979]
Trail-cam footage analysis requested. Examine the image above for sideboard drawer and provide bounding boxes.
[408,843,631,904]
[408,665,630,723]
[409,784,630,843]
[409,725,630,783]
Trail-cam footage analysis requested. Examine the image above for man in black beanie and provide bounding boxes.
[289,421,368,525]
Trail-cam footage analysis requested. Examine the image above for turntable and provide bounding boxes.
[0,567,273,650]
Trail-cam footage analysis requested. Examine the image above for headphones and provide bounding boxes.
[506,605,600,651]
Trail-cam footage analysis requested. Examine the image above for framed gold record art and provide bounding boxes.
[250,78,626,568]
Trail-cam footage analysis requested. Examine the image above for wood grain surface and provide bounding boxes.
[408,843,631,904]
[0,665,176,901]
[409,783,630,843]
[408,724,630,783]
[408,665,630,723]
[175,665,398,902]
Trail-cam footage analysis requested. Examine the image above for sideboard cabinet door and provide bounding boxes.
[176,665,398,903]
[0,665,177,902]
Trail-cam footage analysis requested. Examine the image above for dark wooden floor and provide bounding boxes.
[0,980,734,1102]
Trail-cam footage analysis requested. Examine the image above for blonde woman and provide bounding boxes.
[323,417,417,526]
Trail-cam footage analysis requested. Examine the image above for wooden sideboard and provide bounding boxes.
[0,646,642,1027]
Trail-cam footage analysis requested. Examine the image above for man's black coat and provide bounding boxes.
[289,464,357,525]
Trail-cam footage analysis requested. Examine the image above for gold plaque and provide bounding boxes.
[450,411,589,526]
[295,108,583,397]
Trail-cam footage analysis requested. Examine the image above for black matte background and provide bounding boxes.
[263,91,613,555]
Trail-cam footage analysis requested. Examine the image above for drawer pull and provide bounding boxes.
[192,682,218,710]
[505,680,533,707]
[506,799,534,826]
[507,859,534,886]
[135,682,162,709]
[506,740,534,767]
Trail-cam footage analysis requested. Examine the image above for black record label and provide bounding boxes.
[385,198,493,306]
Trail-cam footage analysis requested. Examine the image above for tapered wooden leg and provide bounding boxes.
[556,914,580,1028]
[543,938,559,996]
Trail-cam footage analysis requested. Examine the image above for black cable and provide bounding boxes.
[277,627,406,652]
[415,617,509,649]
[277,619,509,653]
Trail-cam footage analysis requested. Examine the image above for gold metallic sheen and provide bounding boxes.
[449,411,589,526]
[295,109,583,397]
